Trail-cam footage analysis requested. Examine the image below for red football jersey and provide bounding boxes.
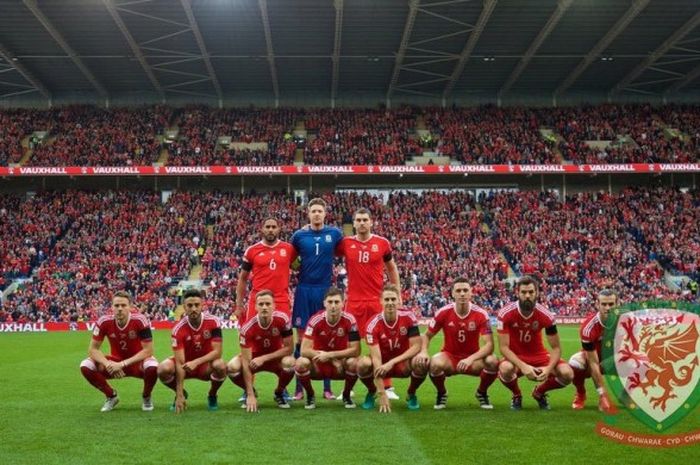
[497,301,556,359]
[304,310,360,351]
[580,312,605,360]
[366,311,420,362]
[337,234,392,301]
[93,313,152,359]
[239,311,293,356]
[428,303,491,358]
[242,240,297,306]
[171,313,222,362]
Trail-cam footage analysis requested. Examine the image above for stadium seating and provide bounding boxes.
[2,104,700,166]
[2,187,696,324]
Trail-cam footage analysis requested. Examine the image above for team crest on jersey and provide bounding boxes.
[400,327,407,336]
[532,321,539,330]
[128,330,137,339]
[468,322,476,331]
[371,244,379,252]
[272,328,280,336]
[203,330,211,339]
[325,235,332,242]
[337,328,345,337]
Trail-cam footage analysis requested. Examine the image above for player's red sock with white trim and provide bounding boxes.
[535,375,569,395]
[407,372,426,396]
[572,367,587,395]
[343,372,358,398]
[275,369,295,395]
[499,375,522,397]
[209,375,225,397]
[81,366,115,398]
[430,373,447,396]
[478,369,498,394]
[295,369,315,397]
[359,375,377,394]
[142,366,158,398]
[228,373,247,390]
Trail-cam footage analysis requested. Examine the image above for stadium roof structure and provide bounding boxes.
[1,0,700,106]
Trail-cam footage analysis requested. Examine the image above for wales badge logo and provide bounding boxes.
[602,301,700,432]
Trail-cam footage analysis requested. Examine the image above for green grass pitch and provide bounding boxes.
[0,326,697,465]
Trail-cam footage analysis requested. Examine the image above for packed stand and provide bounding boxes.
[422,105,559,165]
[539,104,699,164]
[304,108,420,165]
[167,106,297,166]
[481,189,688,316]
[620,187,700,281]
[1,191,204,322]
[26,106,169,166]
[0,192,83,289]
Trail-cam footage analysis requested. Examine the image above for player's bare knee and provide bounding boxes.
[344,357,358,373]
[295,357,311,371]
[568,352,587,370]
[484,355,499,371]
[558,364,574,383]
[157,359,174,379]
[211,359,227,374]
[357,356,373,376]
[227,356,242,374]
[281,356,296,369]
[499,360,515,377]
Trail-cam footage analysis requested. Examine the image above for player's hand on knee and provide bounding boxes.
[113,369,126,379]
[314,351,330,363]
[523,365,539,381]
[414,352,429,369]
[536,367,551,381]
[250,357,264,370]
[183,361,198,373]
[456,358,472,374]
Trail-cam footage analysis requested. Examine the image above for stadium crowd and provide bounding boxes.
[2,187,697,324]
[1,104,699,167]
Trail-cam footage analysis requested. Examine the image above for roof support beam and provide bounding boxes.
[0,43,51,101]
[611,10,700,96]
[331,0,343,108]
[102,0,165,101]
[442,0,498,101]
[23,0,108,100]
[665,61,700,94]
[258,0,279,107]
[554,0,650,98]
[180,0,223,105]
[386,0,420,105]
[499,0,572,97]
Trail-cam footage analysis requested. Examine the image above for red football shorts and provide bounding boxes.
[346,299,382,337]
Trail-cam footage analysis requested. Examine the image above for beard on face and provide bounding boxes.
[519,299,535,313]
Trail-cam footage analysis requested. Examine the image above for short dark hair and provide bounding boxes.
[262,217,279,226]
[598,288,618,299]
[353,208,372,220]
[324,287,344,300]
[112,291,133,303]
[255,289,274,301]
[307,198,327,209]
[451,277,471,291]
[517,275,539,292]
[183,289,203,300]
